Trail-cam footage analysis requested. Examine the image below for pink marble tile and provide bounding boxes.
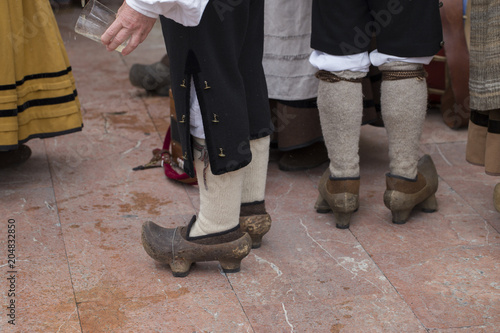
[447,182,500,232]
[421,109,469,145]
[46,130,162,176]
[421,142,500,231]
[52,170,196,222]
[0,254,79,332]
[372,245,500,329]
[243,294,426,333]
[78,291,252,332]
[0,188,67,260]
[429,325,499,332]
[229,216,396,306]
[44,117,196,219]
[264,164,324,221]
[350,199,499,256]
[422,142,491,182]
[265,162,316,198]
[142,95,171,135]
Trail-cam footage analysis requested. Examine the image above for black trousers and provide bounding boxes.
[311,0,443,57]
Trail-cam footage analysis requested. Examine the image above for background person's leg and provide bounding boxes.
[315,70,365,229]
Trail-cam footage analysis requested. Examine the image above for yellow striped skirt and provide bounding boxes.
[0,0,82,150]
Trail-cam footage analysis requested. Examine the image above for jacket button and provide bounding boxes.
[204,81,211,90]
[218,148,226,158]
[180,79,187,88]
[212,114,220,123]
[440,41,445,47]
[439,2,443,7]
[179,115,186,123]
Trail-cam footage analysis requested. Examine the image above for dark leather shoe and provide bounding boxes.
[278,141,329,171]
[0,145,32,169]
[129,59,170,96]
[141,216,252,277]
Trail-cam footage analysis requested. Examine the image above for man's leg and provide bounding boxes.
[378,60,438,223]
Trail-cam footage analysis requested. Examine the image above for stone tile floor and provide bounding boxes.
[0,5,499,333]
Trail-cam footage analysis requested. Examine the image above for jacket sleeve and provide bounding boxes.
[125,0,209,26]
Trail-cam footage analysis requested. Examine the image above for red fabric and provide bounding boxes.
[162,127,198,185]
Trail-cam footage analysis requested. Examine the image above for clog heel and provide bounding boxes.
[239,202,272,249]
[384,155,439,224]
[317,168,360,229]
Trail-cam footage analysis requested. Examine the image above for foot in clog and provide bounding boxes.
[141,216,252,277]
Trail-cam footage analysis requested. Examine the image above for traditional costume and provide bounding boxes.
[310,0,443,227]
[130,0,273,277]
[263,0,327,171]
[465,0,500,176]
[0,0,83,166]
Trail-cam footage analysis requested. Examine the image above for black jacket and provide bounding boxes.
[161,0,272,177]
[311,0,443,57]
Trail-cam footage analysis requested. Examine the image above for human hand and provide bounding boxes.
[101,2,156,55]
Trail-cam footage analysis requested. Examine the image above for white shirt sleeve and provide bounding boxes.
[126,0,209,26]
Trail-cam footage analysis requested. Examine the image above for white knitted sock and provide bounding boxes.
[380,62,428,179]
[317,70,366,178]
[241,136,270,204]
[189,137,244,237]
